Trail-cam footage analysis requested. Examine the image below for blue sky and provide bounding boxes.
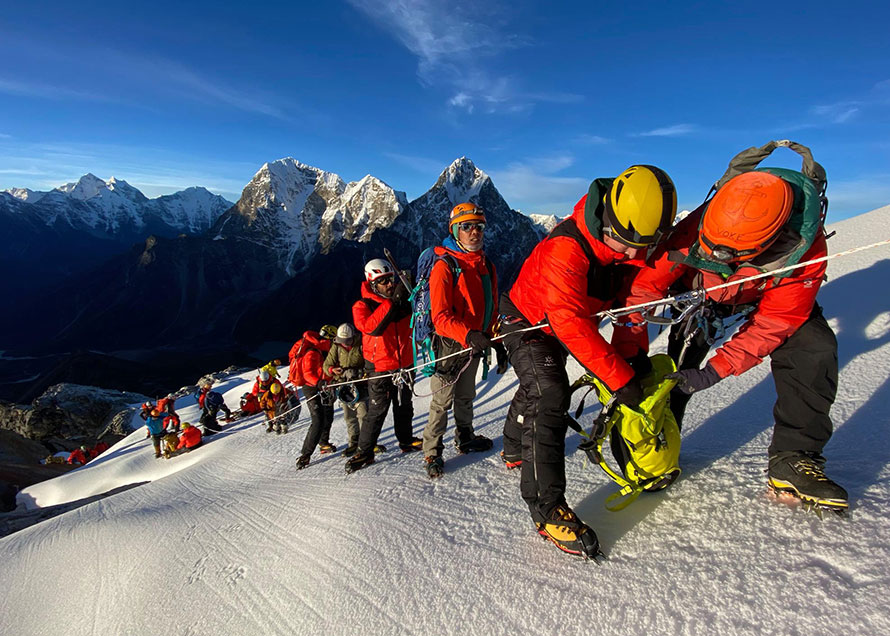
[1,1,888,220]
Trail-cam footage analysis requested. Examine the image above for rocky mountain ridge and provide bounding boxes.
[3,174,233,238]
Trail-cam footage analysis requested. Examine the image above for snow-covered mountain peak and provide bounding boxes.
[2,187,47,203]
[436,156,490,203]
[229,158,405,273]
[57,173,108,200]
[528,213,561,236]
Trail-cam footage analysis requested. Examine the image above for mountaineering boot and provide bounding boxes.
[373,444,387,454]
[345,452,375,474]
[296,454,311,470]
[281,424,288,435]
[319,443,337,454]
[343,444,358,456]
[768,452,848,512]
[399,437,423,453]
[500,450,522,470]
[537,505,602,560]
[266,423,274,433]
[425,456,445,479]
[455,433,493,454]
[276,425,282,435]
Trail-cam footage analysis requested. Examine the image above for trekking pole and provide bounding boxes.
[383,248,414,291]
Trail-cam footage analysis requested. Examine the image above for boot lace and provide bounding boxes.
[793,457,829,482]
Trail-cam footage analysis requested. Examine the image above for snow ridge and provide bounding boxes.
[3,174,232,235]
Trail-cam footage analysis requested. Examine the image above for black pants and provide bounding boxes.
[669,304,837,456]
[201,405,229,434]
[357,372,415,455]
[502,325,571,523]
[300,385,335,455]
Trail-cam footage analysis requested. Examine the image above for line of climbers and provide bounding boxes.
[188,141,849,560]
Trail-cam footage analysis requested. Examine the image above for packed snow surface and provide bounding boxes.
[2,207,890,636]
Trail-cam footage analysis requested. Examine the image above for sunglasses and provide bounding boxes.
[458,222,485,232]
[374,277,395,286]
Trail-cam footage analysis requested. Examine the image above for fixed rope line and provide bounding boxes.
[262,236,890,424]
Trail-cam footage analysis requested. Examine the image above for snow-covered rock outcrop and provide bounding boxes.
[219,158,406,274]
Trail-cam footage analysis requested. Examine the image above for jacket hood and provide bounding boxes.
[302,331,326,348]
[360,280,388,302]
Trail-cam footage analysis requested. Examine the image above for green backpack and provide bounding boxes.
[576,354,681,511]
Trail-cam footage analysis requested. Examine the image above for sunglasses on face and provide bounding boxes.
[458,222,485,232]
[374,277,395,286]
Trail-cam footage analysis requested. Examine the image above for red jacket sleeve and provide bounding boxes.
[709,238,827,378]
[353,297,394,337]
[301,350,325,386]
[430,259,471,344]
[540,237,634,392]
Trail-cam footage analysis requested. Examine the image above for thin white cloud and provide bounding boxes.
[635,124,698,138]
[575,134,611,145]
[490,155,588,213]
[347,0,580,115]
[0,34,289,121]
[0,78,119,103]
[811,102,861,124]
[0,133,11,139]
[826,175,890,217]
[384,152,448,175]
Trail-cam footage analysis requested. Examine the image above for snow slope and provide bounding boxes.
[2,207,890,636]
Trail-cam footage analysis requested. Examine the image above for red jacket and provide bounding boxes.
[240,393,262,415]
[430,241,498,345]
[298,331,331,387]
[612,207,829,379]
[353,281,412,372]
[508,195,646,391]
[177,426,202,449]
[67,448,87,465]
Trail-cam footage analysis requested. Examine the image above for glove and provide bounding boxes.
[466,330,493,354]
[666,364,722,395]
[625,350,653,380]
[392,279,410,303]
[494,342,509,374]
[612,378,644,410]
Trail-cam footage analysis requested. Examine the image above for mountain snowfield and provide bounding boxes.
[2,207,890,636]
[2,173,232,235]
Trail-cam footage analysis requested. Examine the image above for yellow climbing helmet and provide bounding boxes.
[603,165,677,247]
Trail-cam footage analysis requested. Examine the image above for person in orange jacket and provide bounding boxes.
[612,168,847,512]
[499,165,677,559]
[420,202,506,478]
[259,380,289,433]
[344,259,421,474]
[176,422,203,452]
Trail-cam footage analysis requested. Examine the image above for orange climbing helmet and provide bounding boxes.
[449,202,486,230]
[699,171,794,262]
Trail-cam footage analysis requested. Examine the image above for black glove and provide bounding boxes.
[494,342,509,374]
[666,364,722,395]
[392,279,410,303]
[625,350,653,380]
[466,330,493,354]
[612,378,644,410]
